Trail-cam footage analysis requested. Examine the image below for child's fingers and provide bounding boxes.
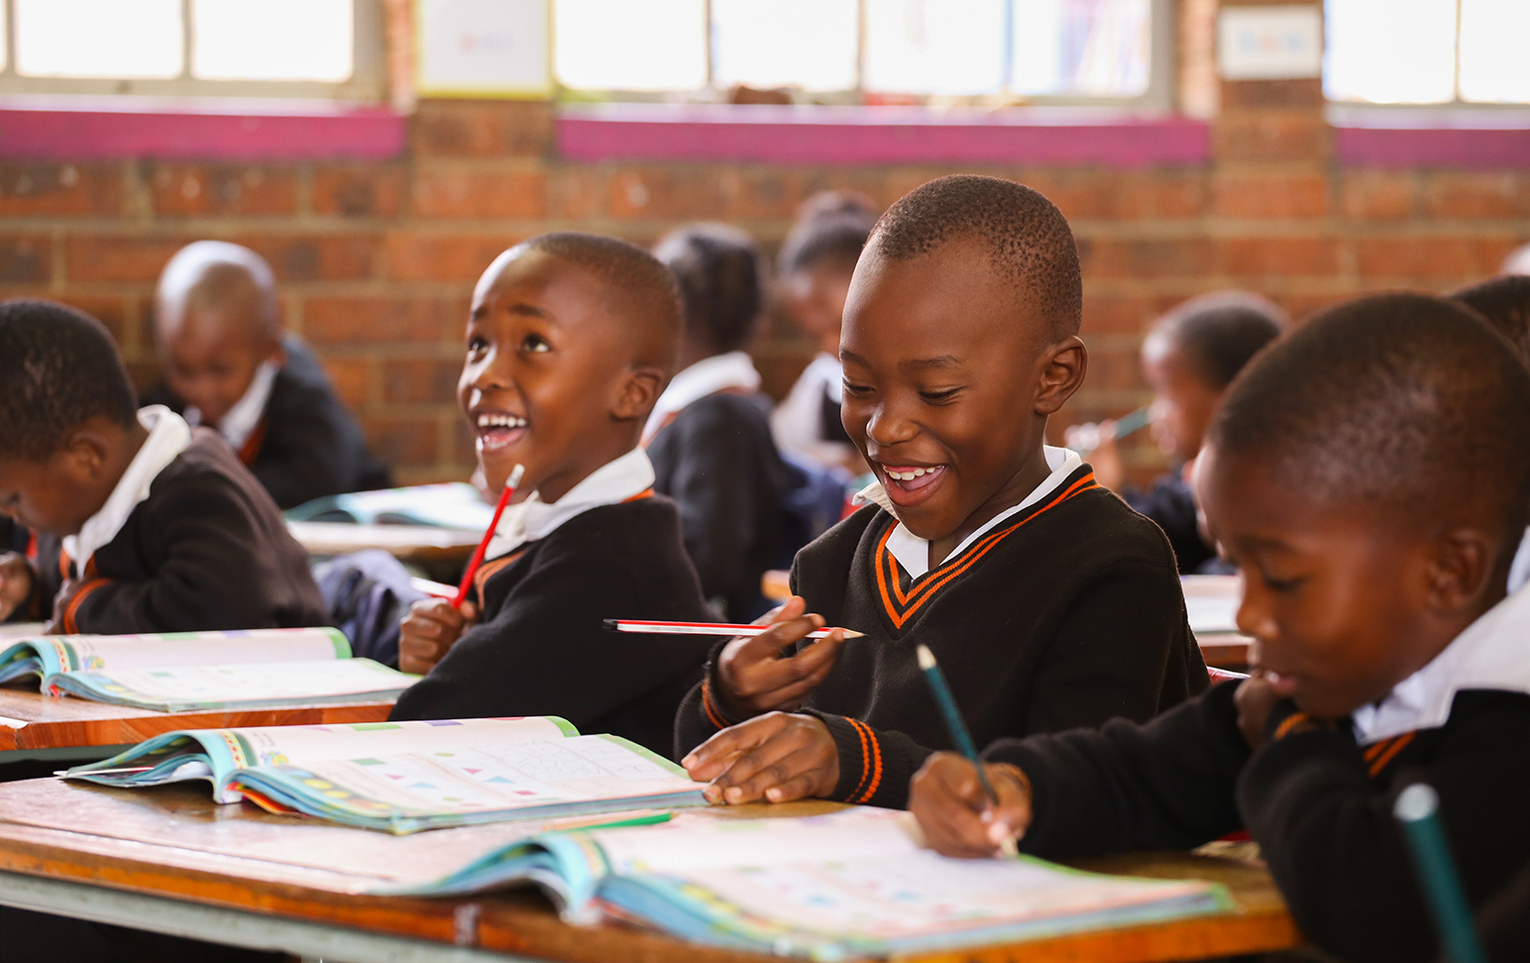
[682,714,783,783]
[708,718,836,806]
[910,754,1003,858]
[738,629,845,695]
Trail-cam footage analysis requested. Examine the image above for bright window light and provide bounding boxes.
[863,0,1007,96]
[556,0,706,91]
[1458,0,1530,104]
[192,0,354,82]
[712,0,858,92]
[1324,0,1456,104]
[1012,0,1150,96]
[15,0,183,79]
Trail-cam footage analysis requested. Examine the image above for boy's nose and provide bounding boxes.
[865,403,916,447]
[1235,582,1278,651]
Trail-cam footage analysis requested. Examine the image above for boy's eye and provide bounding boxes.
[842,380,873,396]
[919,387,962,404]
[1259,570,1305,593]
[466,336,488,356]
[520,333,552,354]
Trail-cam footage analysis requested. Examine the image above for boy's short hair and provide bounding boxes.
[0,299,138,462]
[1209,292,1530,545]
[156,240,280,335]
[1150,291,1287,388]
[870,174,1083,340]
[778,192,880,277]
[1452,275,1530,368]
[652,223,766,354]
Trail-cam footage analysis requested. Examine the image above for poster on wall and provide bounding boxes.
[415,0,552,97]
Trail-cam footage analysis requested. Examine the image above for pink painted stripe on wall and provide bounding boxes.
[557,104,1210,167]
[0,103,406,160]
[1335,125,1530,169]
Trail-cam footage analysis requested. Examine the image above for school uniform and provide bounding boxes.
[771,352,857,469]
[145,334,390,510]
[390,448,714,758]
[676,446,1208,807]
[1122,469,1216,575]
[30,406,327,634]
[988,584,1530,963]
[645,351,793,621]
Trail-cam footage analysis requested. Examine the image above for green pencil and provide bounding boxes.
[917,644,1017,857]
[1394,783,1486,963]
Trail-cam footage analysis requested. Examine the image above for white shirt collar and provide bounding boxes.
[62,406,193,571]
[184,357,278,453]
[485,447,656,559]
[1351,582,1530,745]
[855,445,1083,579]
[642,350,761,443]
[1507,526,1530,594]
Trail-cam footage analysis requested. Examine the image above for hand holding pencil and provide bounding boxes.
[712,596,850,717]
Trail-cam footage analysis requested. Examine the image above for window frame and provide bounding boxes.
[0,0,386,103]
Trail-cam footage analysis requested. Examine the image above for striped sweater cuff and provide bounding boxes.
[812,712,897,807]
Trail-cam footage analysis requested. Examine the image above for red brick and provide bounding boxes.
[1421,173,1530,220]
[1270,292,1351,325]
[383,232,515,282]
[319,357,371,408]
[1021,169,1208,221]
[0,236,51,283]
[312,165,408,218]
[235,234,376,281]
[0,164,123,217]
[1087,346,1147,392]
[412,100,552,158]
[364,417,439,466]
[55,295,132,345]
[1353,235,1520,280]
[304,297,467,345]
[67,236,200,283]
[149,164,298,216]
[547,166,607,219]
[1082,295,1192,335]
[1219,236,1342,276]
[414,168,548,219]
[722,168,798,221]
[1340,171,1416,220]
[1218,78,1324,110]
[1077,237,1217,279]
[608,168,731,221]
[795,170,891,211]
[1212,170,1328,218]
[382,358,462,404]
[1213,111,1329,162]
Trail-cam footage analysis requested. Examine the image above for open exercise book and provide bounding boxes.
[0,627,413,711]
[65,716,706,833]
[385,806,1233,960]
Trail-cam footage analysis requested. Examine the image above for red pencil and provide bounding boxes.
[452,464,525,610]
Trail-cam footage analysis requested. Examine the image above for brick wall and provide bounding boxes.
[4,18,1528,489]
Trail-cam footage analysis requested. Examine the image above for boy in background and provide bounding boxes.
[149,240,389,510]
[389,234,714,757]
[0,300,325,633]
[911,294,1530,963]
[680,176,1206,807]
[1069,292,1285,573]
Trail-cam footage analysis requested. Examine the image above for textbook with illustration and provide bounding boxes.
[66,716,706,833]
[386,806,1233,960]
[0,627,413,711]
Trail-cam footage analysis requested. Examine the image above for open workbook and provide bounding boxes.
[385,806,1233,960]
[66,716,706,833]
[0,627,414,711]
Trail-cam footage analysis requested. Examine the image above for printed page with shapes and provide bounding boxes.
[43,658,415,712]
[0,627,349,687]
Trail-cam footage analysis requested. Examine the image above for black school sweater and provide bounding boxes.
[676,464,1208,807]
[33,430,327,634]
[992,680,1530,963]
[648,391,791,621]
[390,496,715,758]
[145,336,390,510]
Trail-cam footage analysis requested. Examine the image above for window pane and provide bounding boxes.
[1459,0,1530,104]
[1012,0,1150,96]
[713,0,857,91]
[16,0,182,79]
[556,0,706,91]
[192,0,354,82]
[1324,0,1455,104]
[863,0,1006,96]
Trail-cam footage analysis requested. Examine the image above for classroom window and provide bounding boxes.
[554,0,1169,107]
[1325,0,1530,105]
[0,0,383,100]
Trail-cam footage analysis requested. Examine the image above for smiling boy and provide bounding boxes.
[910,294,1530,963]
[678,176,1206,807]
[388,234,714,757]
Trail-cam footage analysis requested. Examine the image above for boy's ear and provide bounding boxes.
[57,426,112,483]
[612,365,667,421]
[1424,526,1496,614]
[1033,336,1087,416]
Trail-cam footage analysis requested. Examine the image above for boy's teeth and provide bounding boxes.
[884,466,934,480]
[476,413,527,429]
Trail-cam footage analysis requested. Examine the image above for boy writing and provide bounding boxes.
[910,294,1530,963]
[679,176,1207,807]
[149,240,390,510]
[0,299,325,633]
[389,234,715,757]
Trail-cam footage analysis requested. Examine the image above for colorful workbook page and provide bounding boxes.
[44,658,414,712]
[387,807,1233,959]
[286,482,495,529]
[0,627,349,686]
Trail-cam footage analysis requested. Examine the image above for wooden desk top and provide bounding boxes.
[0,687,394,753]
[0,778,1299,963]
[287,521,480,564]
[1197,633,1252,670]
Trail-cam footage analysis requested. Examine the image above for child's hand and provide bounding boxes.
[714,596,846,716]
[0,553,34,622]
[682,712,839,805]
[909,753,1033,858]
[1234,672,1282,751]
[398,597,478,675]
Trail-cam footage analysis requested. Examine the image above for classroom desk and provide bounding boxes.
[0,778,1300,963]
[287,520,481,566]
[0,687,394,764]
[1197,633,1252,670]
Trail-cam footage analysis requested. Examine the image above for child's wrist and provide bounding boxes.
[988,762,1032,802]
